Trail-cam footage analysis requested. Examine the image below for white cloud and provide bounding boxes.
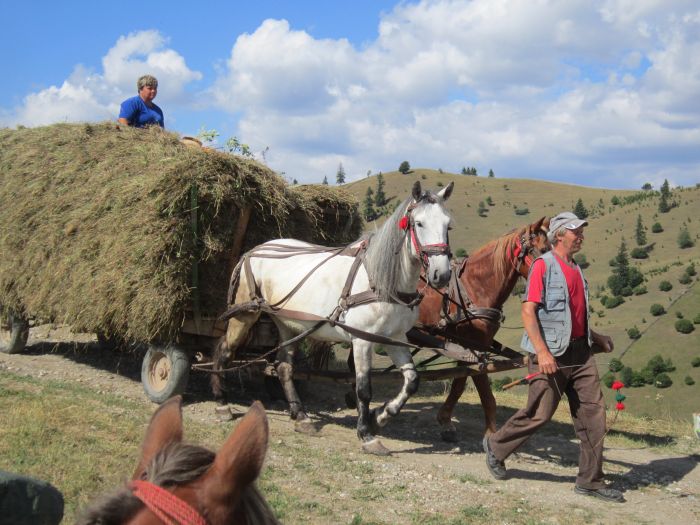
[208,0,700,188]
[2,30,200,127]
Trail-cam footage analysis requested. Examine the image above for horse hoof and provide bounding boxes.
[441,429,459,443]
[294,418,319,436]
[344,391,357,409]
[362,439,391,456]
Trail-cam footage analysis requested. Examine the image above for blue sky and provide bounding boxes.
[2,0,699,189]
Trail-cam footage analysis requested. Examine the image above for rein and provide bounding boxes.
[130,480,207,525]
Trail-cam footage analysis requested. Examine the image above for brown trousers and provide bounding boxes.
[489,340,606,489]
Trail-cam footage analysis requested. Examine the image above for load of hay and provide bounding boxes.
[0,123,362,342]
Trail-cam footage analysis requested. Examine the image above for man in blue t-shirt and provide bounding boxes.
[118,75,164,128]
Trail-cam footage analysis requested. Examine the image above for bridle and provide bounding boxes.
[130,480,207,525]
[399,195,452,269]
[508,229,548,274]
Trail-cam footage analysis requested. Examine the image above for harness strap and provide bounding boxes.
[129,480,207,525]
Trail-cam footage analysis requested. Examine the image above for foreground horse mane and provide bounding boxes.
[78,398,278,525]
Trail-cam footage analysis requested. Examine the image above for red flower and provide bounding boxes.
[611,381,625,390]
[616,402,625,410]
[398,216,409,230]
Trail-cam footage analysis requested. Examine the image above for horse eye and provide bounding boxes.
[416,221,423,227]
[448,226,453,231]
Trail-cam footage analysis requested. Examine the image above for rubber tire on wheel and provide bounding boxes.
[0,313,29,354]
[141,344,191,404]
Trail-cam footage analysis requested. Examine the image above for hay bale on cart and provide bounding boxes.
[0,122,362,401]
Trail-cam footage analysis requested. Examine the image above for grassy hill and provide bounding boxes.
[342,169,700,420]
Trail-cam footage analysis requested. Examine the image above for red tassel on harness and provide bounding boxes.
[398,216,409,230]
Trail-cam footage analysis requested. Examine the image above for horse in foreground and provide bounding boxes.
[78,397,278,525]
[418,216,550,441]
[214,181,454,455]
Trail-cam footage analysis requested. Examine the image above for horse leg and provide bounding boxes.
[211,311,260,403]
[345,348,357,409]
[273,329,317,435]
[472,373,497,435]
[351,340,388,455]
[437,374,467,443]
[369,345,419,435]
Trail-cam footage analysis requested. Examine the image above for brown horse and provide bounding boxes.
[417,216,550,442]
[77,397,279,525]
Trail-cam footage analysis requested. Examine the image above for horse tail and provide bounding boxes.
[227,255,247,306]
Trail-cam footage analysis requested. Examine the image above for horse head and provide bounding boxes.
[405,180,454,288]
[513,216,551,279]
[78,397,278,525]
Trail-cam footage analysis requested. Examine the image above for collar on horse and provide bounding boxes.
[130,479,207,525]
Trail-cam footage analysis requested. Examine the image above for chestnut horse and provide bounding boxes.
[417,216,550,442]
[78,397,279,525]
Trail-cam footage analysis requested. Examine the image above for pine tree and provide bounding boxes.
[488,169,495,177]
[574,198,589,219]
[635,214,647,246]
[322,176,328,185]
[660,178,670,199]
[461,167,468,175]
[336,163,346,184]
[292,178,298,185]
[607,240,630,295]
[375,173,386,208]
[678,225,694,249]
[398,161,411,174]
[363,187,376,221]
[658,193,670,213]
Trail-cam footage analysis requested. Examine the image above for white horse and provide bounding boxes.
[213,181,454,455]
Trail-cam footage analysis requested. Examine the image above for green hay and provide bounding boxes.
[0,123,361,342]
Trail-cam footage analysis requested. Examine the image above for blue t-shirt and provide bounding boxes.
[118,96,164,128]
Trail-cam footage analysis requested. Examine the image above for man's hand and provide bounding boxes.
[536,349,558,375]
[591,330,614,353]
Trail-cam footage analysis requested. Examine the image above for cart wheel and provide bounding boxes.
[0,313,29,354]
[141,344,191,404]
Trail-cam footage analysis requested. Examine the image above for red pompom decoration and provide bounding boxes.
[616,402,625,410]
[611,381,625,390]
[398,216,409,230]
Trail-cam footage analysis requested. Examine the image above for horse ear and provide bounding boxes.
[132,396,184,480]
[199,401,269,505]
[540,216,551,231]
[412,181,422,201]
[533,216,547,231]
[437,181,454,201]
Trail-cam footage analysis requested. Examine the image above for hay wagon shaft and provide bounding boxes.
[0,123,362,402]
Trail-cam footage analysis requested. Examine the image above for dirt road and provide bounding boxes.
[1,327,699,524]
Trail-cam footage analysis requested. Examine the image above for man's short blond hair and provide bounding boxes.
[137,75,158,91]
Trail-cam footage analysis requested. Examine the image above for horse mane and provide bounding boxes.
[362,195,418,301]
[77,442,278,525]
[467,225,525,284]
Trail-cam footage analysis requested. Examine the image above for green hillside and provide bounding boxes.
[343,169,700,420]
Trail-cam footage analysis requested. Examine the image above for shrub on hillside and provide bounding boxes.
[655,373,673,388]
[685,376,695,386]
[659,280,673,292]
[686,263,697,277]
[679,273,692,285]
[627,326,641,339]
[455,248,468,258]
[605,295,625,309]
[573,253,589,268]
[621,286,634,297]
[608,358,624,373]
[602,372,615,388]
[514,207,529,215]
[650,303,665,316]
[620,366,633,386]
[630,247,649,259]
[633,285,647,295]
[651,222,663,233]
[675,319,695,334]
[676,311,684,319]
[692,357,700,367]
[694,313,700,325]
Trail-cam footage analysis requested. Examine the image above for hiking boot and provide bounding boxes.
[574,485,625,503]
[482,435,506,480]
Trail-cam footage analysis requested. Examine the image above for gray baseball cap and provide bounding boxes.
[548,212,588,240]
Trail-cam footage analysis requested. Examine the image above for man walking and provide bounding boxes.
[483,211,624,502]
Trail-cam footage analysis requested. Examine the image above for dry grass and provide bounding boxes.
[0,123,361,342]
